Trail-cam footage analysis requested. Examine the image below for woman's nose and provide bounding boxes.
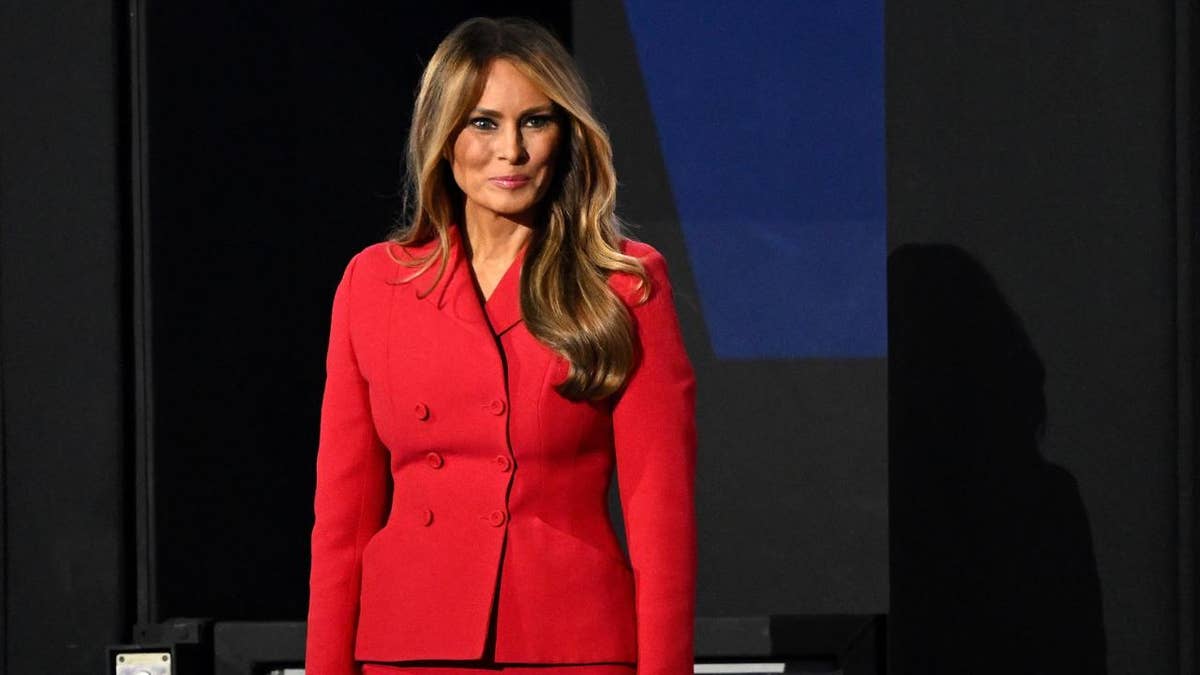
[498,125,527,163]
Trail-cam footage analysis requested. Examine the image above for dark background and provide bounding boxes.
[0,1,1196,674]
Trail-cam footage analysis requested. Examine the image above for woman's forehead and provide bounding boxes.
[473,59,552,110]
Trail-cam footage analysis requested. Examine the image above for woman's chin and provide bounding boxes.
[470,199,541,222]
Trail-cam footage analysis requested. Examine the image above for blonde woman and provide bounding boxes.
[306,17,696,675]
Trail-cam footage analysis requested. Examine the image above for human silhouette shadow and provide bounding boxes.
[888,243,1106,674]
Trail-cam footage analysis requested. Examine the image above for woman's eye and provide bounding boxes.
[524,115,554,129]
[469,117,497,130]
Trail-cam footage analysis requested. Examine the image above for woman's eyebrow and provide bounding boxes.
[472,105,555,117]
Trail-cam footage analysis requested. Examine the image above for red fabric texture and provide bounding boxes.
[305,225,697,675]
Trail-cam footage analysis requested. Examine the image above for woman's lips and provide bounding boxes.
[490,175,530,189]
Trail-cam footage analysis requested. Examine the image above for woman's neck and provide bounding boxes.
[462,211,534,264]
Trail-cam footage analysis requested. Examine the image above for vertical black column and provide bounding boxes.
[1173,0,1199,670]
[0,0,131,672]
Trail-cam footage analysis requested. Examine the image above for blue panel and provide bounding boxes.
[622,0,886,358]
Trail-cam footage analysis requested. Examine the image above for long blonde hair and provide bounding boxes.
[389,16,649,401]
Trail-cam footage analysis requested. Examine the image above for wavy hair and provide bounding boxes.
[387,16,649,401]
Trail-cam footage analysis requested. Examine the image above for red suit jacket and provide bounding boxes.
[306,225,697,675]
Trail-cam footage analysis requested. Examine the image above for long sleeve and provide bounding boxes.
[612,247,698,675]
[306,254,391,675]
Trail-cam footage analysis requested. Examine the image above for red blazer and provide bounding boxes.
[306,224,697,675]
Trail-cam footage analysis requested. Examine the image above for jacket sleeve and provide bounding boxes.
[306,253,391,675]
[612,246,698,675]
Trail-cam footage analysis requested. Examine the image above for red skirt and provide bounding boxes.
[362,665,636,675]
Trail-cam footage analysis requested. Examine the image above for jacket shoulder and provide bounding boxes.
[342,239,439,285]
[609,238,672,306]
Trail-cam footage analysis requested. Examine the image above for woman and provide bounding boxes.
[306,17,696,675]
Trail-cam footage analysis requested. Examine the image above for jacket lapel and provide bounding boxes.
[483,241,525,337]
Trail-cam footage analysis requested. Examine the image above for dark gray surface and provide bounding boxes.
[887,0,1184,672]
[214,621,305,675]
[0,0,130,672]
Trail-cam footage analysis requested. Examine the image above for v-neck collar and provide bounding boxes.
[478,237,526,336]
[424,223,525,337]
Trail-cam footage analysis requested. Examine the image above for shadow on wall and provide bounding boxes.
[888,243,1107,674]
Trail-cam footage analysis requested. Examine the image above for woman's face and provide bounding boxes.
[450,58,563,227]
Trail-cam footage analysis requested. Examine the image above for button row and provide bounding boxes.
[411,399,508,420]
[420,451,512,472]
[415,508,508,527]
